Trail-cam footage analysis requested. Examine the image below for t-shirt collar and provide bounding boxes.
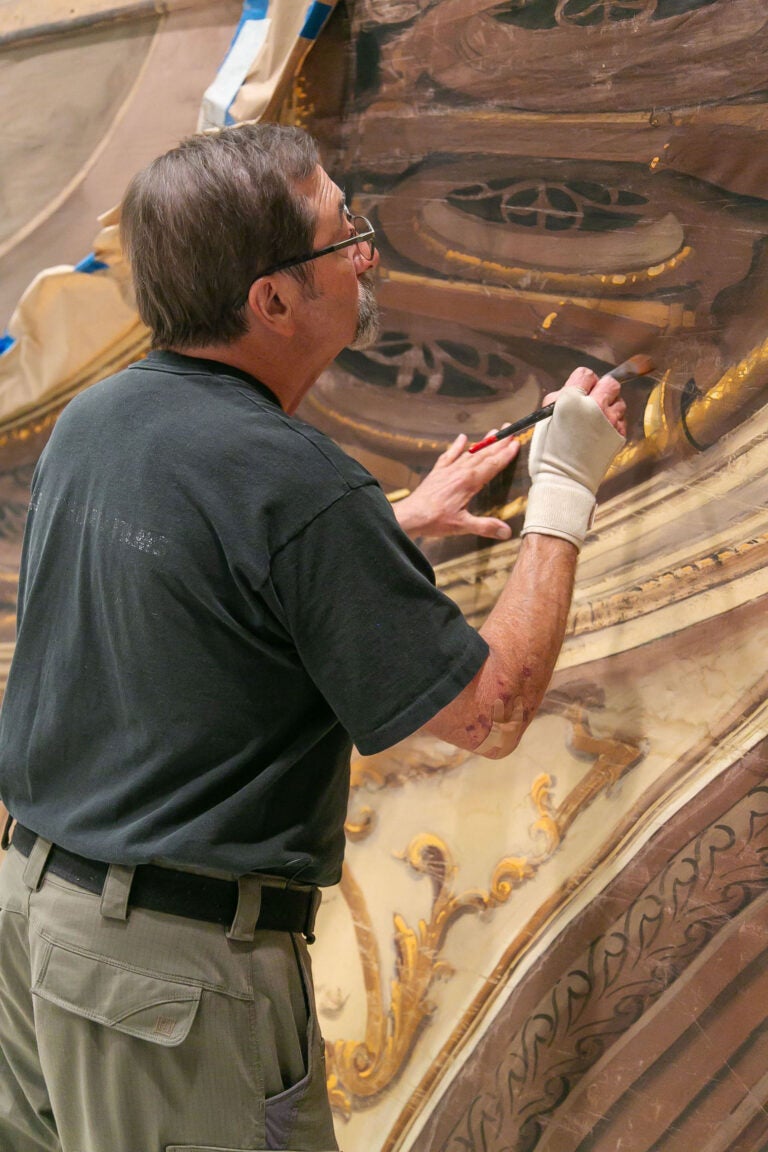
[144,349,282,408]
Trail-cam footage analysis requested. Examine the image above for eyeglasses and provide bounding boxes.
[234,214,375,310]
[257,213,376,281]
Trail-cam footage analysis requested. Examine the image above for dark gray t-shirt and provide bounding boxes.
[0,351,488,884]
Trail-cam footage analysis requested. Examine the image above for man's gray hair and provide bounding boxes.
[121,124,319,348]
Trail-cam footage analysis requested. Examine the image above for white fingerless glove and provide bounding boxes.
[522,388,625,550]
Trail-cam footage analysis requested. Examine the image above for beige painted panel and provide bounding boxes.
[0,23,155,249]
[0,0,207,39]
[0,0,242,323]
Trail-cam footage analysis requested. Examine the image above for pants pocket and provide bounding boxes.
[29,931,268,1151]
[261,936,337,1152]
[32,933,202,1046]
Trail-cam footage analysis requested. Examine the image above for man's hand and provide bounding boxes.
[393,431,520,541]
[544,365,627,436]
[521,367,627,550]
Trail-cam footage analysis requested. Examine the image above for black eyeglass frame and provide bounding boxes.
[238,214,376,305]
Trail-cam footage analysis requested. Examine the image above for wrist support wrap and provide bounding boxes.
[522,389,625,549]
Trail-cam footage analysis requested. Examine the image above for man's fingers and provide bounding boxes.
[442,428,518,478]
[469,435,519,482]
[585,374,626,433]
[542,368,627,435]
[438,433,468,466]
[482,433,519,462]
[479,422,511,439]
[591,373,622,404]
[462,515,513,541]
[606,396,628,436]
[563,366,599,395]
[545,366,608,405]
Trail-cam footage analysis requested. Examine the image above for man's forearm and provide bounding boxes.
[473,532,577,755]
[424,532,577,756]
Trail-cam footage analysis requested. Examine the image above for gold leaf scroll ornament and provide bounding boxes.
[326,706,644,1114]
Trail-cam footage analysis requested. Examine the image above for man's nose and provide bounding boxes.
[354,246,379,274]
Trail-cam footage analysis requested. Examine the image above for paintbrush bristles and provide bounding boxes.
[600,354,655,384]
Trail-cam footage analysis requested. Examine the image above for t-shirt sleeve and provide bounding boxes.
[265,482,488,755]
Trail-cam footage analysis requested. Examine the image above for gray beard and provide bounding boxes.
[350,274,380,350]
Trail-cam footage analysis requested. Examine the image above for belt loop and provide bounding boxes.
[22,836,53,892]
[303,888,322,944]
[0,810,13,852]
[226,875,262,942]
[100,863,136,921]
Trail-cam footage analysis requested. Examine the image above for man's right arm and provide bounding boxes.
[425,532,578,758]
[424,367,626,759]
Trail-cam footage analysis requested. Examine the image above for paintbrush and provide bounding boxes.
[467,353,655,453]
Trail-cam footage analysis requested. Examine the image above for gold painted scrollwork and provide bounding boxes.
[344,740,471,842]
[327,707,644,1115]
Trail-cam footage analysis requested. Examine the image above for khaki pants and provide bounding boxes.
[0,844,338,1151]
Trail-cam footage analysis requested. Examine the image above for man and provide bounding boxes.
[0,124,625,1152]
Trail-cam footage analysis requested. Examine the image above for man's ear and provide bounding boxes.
[247,276,296,336]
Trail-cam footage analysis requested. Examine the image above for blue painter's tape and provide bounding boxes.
[215,1,271,127]
[300,0,332,40]
[0,334,15,355]
[75,253,108,274]
[226,0,269,57]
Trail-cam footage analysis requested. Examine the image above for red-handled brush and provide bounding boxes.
[467,354,655,454]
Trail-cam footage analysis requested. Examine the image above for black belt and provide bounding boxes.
[9,822,320,941]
